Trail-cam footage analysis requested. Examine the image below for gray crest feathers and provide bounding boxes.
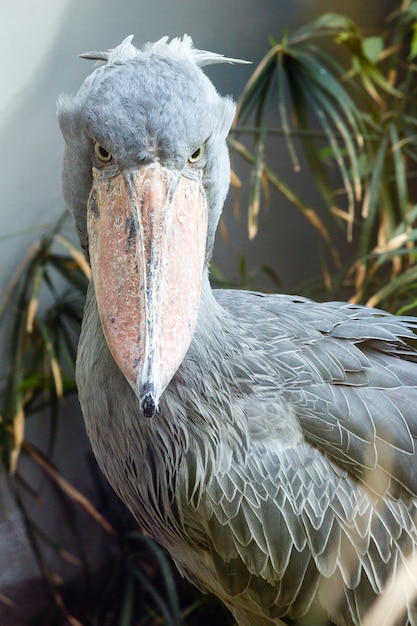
[79,34,251,68]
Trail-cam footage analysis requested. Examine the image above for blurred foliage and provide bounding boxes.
[0,212,89,474]
[231,1,417,313]
[2,2,417,624]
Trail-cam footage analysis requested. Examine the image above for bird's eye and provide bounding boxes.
[188,145,204,163]
[94,141,112,162]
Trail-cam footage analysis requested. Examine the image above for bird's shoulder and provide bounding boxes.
[213,289,417,498]
[213,288,417,351]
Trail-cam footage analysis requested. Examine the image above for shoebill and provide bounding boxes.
[58,36,417,625]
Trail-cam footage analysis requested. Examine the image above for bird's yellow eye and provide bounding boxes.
[188,145,204,163]
[94,141,112,162]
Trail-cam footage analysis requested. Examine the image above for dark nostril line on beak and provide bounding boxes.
[141,382,157,418]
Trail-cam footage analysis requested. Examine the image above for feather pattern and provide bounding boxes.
[59,37,417,625]
[76,283,417,625]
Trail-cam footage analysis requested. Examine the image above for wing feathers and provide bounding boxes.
[181,292,417,621]
[185,438,417,624]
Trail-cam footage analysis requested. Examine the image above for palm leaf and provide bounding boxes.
[366,264,417,308]
[389,122,409,214]
[228,137,333,246]
[247,129,266,239]
[360,134,390,258]
[233,28,366,247]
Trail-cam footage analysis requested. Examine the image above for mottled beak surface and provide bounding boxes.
[87,162,208,417]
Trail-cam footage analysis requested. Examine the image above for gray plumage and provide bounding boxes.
[58,36,417,625]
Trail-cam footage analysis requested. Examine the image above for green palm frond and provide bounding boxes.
[233,14,367,242]
[231,6,417,309]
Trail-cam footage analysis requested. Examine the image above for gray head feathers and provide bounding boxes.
[79,34,250,68]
